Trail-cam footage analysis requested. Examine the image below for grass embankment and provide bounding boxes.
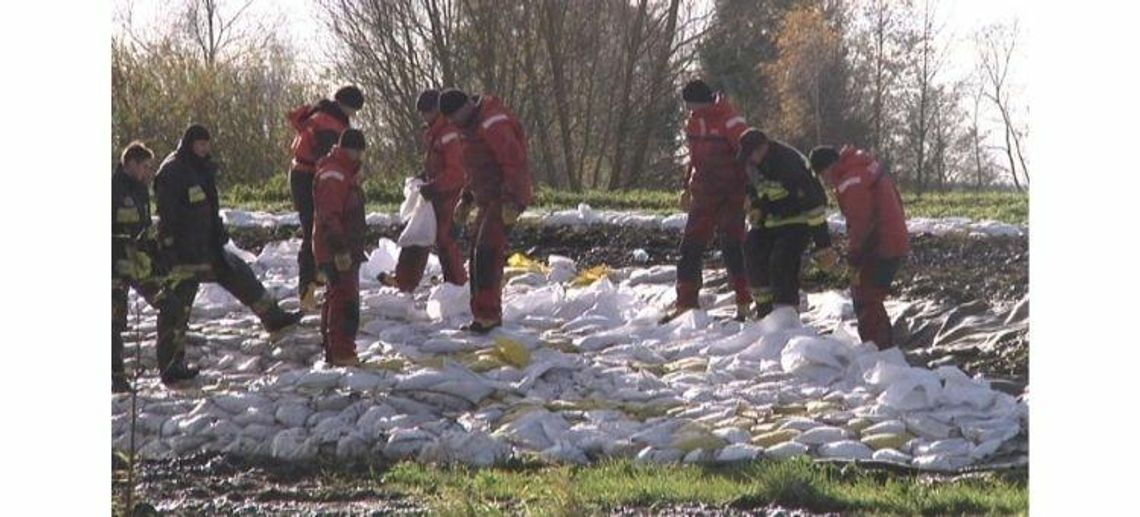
[315,458,1028,515]
[223,176,1028,225]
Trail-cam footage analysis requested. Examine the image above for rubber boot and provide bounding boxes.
[461,319,502,334]
[161,358,200,386]
[259,303,304,334]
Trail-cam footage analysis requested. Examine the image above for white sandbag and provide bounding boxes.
[362,238,400,278]
[970,438,1005,460]
[862,420,906,436]
[766,441,809,459]
[271,429,316,461]
[936,366,997,409]
[795,426,849,445]
[384,427,434,459]
[426,282,471,320]
[419,431,511,467]
[915,439,972,457]
[716,443,762,463]
[865,363,943,411]
[540,440,590,464]
[494,409,571,451]
[399,177,424,220]
[817,440,873,460]
[780,336,853,384]
[398,189,437,247]
[872,448,912,463]
[912,453,971,471]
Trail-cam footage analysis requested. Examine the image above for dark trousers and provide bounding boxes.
[469,202,509,322]
[852,257,904,349]
[393,190,468,292]
[320,262,361,361]
[676,187,749,308]
[745,225,811,307]
[157,250,274,371]
[112,279,161,378]
[290,168,317,296]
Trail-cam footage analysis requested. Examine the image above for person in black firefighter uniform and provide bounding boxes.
[154,124,303,386]
[112,141,162,393]
[738,129,838,319]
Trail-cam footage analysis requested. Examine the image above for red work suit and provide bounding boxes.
[827,146,910,348]
[392,115,469,291]
[456,96,532,323]
[677,94,751,309]
[312,147,366,362]
[286,100,351,298]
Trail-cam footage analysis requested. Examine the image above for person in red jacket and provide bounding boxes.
[313,129,369,366]
[379,89,469,292]
[809,145,910,349]
[662,79,752,323]
[287,85,365,310]
[438,89,533,333]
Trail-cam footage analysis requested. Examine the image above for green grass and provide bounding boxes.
[375,458,1027,515]
[221,176,1028,225]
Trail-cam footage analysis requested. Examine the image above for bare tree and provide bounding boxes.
[901,0,948,194]
[180,0,261,65]
[977,20,1029,190]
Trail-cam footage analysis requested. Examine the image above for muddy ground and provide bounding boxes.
[230,222,1028,308]
[116,222,1028,516]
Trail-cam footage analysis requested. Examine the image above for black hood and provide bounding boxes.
[174,125,215,169]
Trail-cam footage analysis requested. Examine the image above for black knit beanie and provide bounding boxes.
[438,89,470,116]
[682,79,714,103]
[339,129,367,151]
[335,85,365,110]
[416,89,440,113]
[809,146,840,173]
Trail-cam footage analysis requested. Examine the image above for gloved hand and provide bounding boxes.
[334,252,352,273]
[747,204,765,228]
[132,250,153,280]
[812,247,839,273]
[453,198,473,226]
[502,203,522,225]
[678,190,692,211]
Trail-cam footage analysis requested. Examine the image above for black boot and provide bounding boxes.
[262,306,304,333]
[461,319,501,334]
[160,359,200,386]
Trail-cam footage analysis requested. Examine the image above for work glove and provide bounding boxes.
[746,203,765,228]
[502,203,522,226]
[334,252,353,273]
[812,247,840,273]
[678,190,692,212]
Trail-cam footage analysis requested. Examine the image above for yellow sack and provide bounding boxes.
[752,429,801,447]
[507,252,550,273]
[491,336,531,369]
[570,264,610,287]
[861,432,914,451]
[672,423,727,453]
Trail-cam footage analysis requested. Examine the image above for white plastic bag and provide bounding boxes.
[397,177,437,247]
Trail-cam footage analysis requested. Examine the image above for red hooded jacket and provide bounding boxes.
[458,96,533,207]
[288,100,350,172]
[685,94,749,191]
[827,147,910,264]
[421,115,466,197]
[312,147,366,265]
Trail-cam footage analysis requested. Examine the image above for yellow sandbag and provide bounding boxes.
[806,401,840,415]
[672,423,728,453]
[752,428,801,447]
[666,357,708,373]
[861,432,914,451]
[752,422,781,435]
[570,264,610,287]
[492,337,531,368]
[507,252,550,273]
[846,417,875,434]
